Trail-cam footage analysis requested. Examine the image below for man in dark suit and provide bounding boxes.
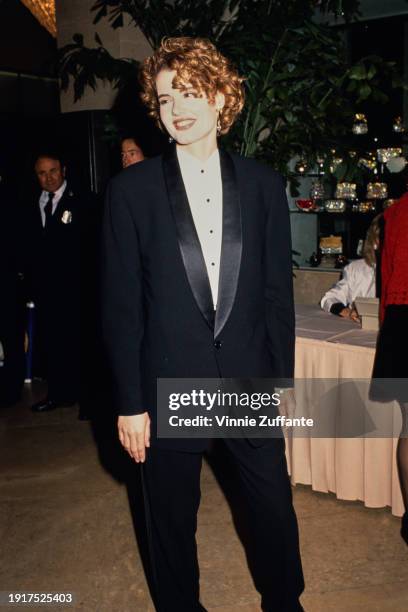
[101,37,304,611]
[26,152,86,416]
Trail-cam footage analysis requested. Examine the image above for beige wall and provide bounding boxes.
[56,0,151,113]
[293,268,341,305]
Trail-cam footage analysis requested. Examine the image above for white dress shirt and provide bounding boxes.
[176,147,223,308]
[38,180,67,227]
[320,258,376,312]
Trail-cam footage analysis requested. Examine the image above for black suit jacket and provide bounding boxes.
[101,146,295,451]
[24,183,96,314]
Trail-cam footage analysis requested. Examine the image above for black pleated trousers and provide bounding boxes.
[34,298,80,404]
[142,438,304,612]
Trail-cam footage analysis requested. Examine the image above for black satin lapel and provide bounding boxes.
[214,150,242,339]
[162,146,215,330]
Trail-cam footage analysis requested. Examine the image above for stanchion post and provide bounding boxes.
[25,301,35,384]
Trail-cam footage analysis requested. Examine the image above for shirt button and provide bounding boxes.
[206,198,210,202]
[201,169,204,173]
[211,262,215,266]
[214,340,222,349]
[210,230,213,234]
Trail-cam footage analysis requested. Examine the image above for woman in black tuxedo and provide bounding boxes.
[101,37,304,611]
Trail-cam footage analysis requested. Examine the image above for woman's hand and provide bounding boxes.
[118,413,151,463]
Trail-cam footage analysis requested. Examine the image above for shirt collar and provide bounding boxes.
[41,179,67,202]
[176,146,220,174]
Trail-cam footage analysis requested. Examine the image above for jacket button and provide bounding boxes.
[214,340,222,349]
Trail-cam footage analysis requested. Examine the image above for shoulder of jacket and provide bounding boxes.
[110,156,162,191]
[228,152,284,184]
[344,258,373,277]
[385,194,408,225]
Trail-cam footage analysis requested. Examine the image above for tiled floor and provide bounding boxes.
[1,384,407,611]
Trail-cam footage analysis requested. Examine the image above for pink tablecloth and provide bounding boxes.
[286,306,404,517]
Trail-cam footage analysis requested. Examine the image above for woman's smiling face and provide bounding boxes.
[156,69,224,146]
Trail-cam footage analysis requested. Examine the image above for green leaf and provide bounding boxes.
[358,83,372,100]
[92,4,108,24]
[367,64,377,80]
[111,15,123,29]
[349,64,367,80]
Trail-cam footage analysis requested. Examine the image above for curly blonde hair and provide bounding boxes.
[363,214,382,267]
[139,37,245,135]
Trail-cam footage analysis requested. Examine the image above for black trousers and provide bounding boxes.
[142,438,304,612]
[34,297,80,403]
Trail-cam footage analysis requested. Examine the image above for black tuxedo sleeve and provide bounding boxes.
[264,174,295,383]
[101,179,145,415]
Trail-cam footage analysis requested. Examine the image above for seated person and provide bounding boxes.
[320,215,381,320]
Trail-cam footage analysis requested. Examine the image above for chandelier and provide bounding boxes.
[21,0,56,38]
